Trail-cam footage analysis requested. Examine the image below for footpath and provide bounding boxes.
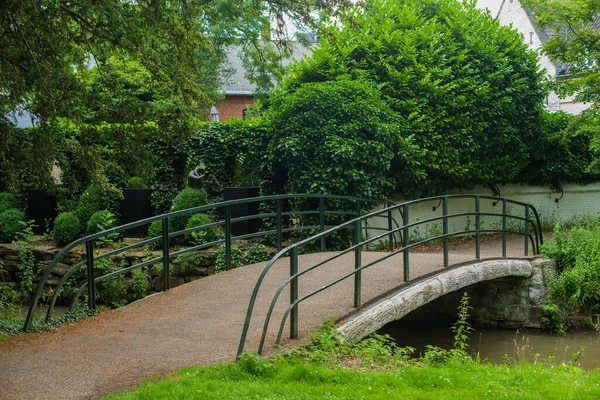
[0,237,532,399]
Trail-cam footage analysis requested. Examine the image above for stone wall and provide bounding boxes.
[0,243,216,306]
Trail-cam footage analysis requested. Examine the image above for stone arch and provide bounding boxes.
[337,259,536,342]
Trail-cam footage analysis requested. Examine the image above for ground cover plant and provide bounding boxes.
[540,218,600,333]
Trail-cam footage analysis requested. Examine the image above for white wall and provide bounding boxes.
[366,182,600,244]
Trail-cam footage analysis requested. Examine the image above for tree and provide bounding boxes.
[523,0,600,173]
[278,0,545,197]
[0,0,351,125]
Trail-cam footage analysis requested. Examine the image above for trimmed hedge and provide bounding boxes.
[53,212,81,246]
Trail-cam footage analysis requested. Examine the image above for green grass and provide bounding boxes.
[104,320,600,400]
[104,357,600,400]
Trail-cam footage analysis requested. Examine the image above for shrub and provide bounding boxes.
[76,185,104,227]
[170,188,207,231]
[52,212,81,245]
[87,210,119,246]
[268,76,401,199]
[541,219,600,329]
[215,243,243,272]
[0,209,26,243]
[244,243,271,265]
[127,176,147,189]
[0,192,16,213]
[147,219,172,249]
[130,268,148,300]
[185,213,222,246]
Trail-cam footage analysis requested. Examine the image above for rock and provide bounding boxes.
[51,263,70,276]
[0,269,11,282]
[4,255,19,261]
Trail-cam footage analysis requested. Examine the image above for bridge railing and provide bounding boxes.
[237,195,543,356]
[24,194,393,331]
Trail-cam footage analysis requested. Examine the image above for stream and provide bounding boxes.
[378,321,600,369]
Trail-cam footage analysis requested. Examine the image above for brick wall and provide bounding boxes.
[209,95,254,121]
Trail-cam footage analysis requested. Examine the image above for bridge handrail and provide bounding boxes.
[25,193,389,331]
[236,194,543,356]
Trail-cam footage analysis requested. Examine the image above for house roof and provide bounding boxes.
[220,42,313,96]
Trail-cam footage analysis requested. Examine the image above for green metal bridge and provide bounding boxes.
[2,193,543,399]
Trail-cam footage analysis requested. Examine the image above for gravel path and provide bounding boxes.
[0,236,533,399]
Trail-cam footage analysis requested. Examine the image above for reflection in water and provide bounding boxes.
[378,322,600,370]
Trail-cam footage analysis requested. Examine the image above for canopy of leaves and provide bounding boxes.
[280,0,546,197]
[0,0,350,124]
[523,0,600,174]
[524,0,600,103]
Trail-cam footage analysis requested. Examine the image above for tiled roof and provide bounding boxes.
[220,42,313,95]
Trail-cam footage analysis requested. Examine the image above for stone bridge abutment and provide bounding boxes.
[338,258,556,342]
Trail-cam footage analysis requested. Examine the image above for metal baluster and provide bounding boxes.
[403,204,410,282]
[354,202,362,308]
[502,199,507,258]
[225,205,232,270]
[524,205,530,256]
[443,196,449,267]
[86,240,96,310]
[290,247,298,339]
[162,218,170,290]
[320,198,325,252]
[276,200,282,251]
[475,195,481,260]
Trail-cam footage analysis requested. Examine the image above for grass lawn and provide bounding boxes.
[103,357,600,400]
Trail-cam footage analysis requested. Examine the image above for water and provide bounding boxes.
[378,321,600,370]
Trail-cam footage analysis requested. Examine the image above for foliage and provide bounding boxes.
[148,138,189,214]
[215,244,243,272]
[541,218,600,329]
[1,0,350,124]
[0,192,17,213]
[130,268,149,301]
[518,110,599,185]
[185,213,222,246]
[94,259,127,309]
[52,212,82,246]
[87,210,119,246]
[170,188,207,231]
[282,0,545,197]
[0,209,26,243]
[451,292,474,352]
[126,177,147,189]
[243,244,271,265]
[147,219,172,249]
[186,119,271,202]
[267,76,404,199]
[524,0,600,105]
[76,185,103,226]
[523,0,600,175]
[172,251,205,273]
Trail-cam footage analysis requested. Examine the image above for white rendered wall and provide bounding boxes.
[367,183,600,244]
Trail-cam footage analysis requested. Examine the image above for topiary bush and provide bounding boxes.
[0,192,17,213]
[53,212,81,246]
[0,209,26,243]
[170,188,207,231]
[147,219,173,249]
[87,210,119,246]
[185,213,222,246]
